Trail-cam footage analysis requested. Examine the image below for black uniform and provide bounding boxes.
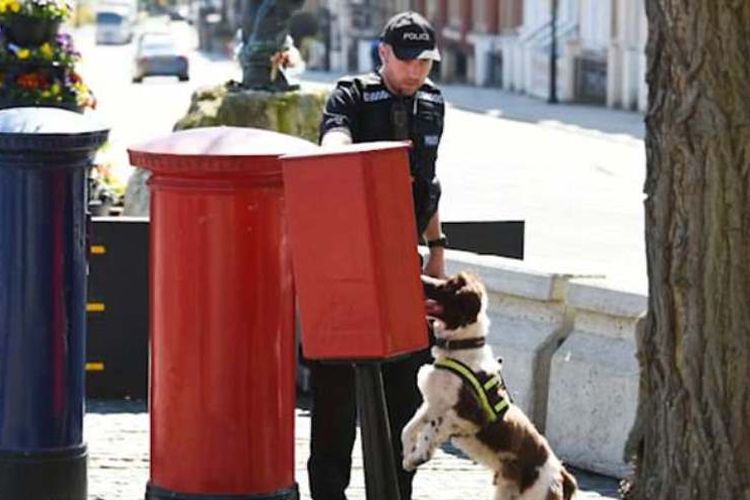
[319,71,444,236]
[307,72,444,500]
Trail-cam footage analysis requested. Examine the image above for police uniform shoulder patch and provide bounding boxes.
[416,90,444,105]
[363,90,391,103]
[357,73,391,103]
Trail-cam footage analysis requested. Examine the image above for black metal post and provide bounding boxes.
[548,0,559,104]
[354,363,402,500]
[321,8,331,72]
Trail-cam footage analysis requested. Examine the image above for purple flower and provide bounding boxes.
[54,33,80,57]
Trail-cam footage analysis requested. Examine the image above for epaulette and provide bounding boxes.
[334,76,357,89]
[423,77,440,90]
[357,72,387,90]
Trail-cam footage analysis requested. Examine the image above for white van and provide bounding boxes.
[95,4,135,44]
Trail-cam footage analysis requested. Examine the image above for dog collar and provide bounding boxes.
[434,336,485,350]
[434,357,510,423]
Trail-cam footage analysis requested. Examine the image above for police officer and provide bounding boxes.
[307,11,447,500]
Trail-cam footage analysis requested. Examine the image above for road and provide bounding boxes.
[72,19,647,293]
[437,101,645,292]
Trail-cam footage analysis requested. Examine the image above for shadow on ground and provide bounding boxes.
[86,397,621,497]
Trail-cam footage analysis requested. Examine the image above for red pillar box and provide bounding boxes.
[128,127,317,500]
[282,142,428,360]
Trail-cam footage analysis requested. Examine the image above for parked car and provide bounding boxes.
[132,32,189,83]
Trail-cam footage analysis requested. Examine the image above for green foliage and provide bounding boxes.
[0,0,72,21]
[0,13,95,110]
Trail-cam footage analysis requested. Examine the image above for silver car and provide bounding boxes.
[132,32,189,83]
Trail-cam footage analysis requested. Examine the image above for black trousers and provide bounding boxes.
[307,348,433,500]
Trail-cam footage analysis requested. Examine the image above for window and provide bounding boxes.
[425,0,439,21]
[448,0,461,28]
[96,12,124,24]
[474,0,487,33]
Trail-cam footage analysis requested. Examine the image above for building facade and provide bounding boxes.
[502,0,647,109]
[316,0,646,111]
[607,0,647,111]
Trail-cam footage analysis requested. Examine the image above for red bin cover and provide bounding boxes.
[282,142,428,360]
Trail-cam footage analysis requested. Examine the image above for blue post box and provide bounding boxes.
[0,108,109,499]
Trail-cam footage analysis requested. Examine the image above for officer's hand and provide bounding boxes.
[423,249,446,278]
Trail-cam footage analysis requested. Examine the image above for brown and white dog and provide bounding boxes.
[402,272,577,500]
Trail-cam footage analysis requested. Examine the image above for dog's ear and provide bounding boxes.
[421,274,444,298]
[454,273,484,320]
[456,287,482,320]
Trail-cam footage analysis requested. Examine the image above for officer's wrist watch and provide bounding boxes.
[427,234,448,248]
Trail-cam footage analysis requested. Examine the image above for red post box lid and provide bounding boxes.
[128,126,318,178]
[282,142,429,360]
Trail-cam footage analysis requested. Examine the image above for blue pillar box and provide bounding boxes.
[0,108,109,499]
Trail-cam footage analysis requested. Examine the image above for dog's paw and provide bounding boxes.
[403,440,433,471]
[402,454,428,472]
[401,436,416,457]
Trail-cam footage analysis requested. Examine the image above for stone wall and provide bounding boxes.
[442,249,646,478]
[546,279,644,478]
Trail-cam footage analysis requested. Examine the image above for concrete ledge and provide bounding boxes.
[567,279,647,320]
[443,249,565,302]
[546,279,645,478]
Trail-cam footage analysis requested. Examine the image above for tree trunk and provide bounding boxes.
[627,1,750,499]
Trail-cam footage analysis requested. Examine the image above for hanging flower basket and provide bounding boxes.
[0,64,94,112]
[0,0,93,112]
[2,14,61,47]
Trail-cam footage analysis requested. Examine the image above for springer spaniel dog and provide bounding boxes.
[402,272,577,500]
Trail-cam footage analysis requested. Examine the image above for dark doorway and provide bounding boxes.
[486,52,503,87]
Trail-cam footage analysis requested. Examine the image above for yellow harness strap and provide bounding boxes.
[434,357,510,423]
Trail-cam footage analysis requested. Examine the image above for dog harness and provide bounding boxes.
[434,357,510,423]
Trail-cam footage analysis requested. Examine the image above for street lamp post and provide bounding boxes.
[548,0,558,103]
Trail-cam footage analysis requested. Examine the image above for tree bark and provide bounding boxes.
[627,1,750,499]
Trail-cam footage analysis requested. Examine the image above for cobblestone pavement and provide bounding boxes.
[85,400,619,500]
